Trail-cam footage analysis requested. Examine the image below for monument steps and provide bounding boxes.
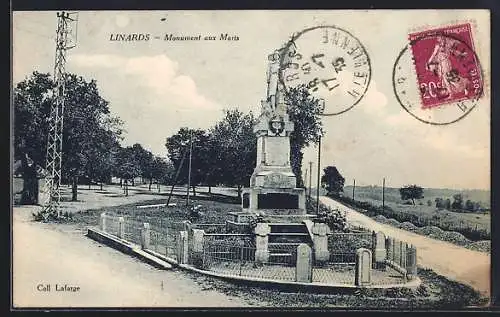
[266,222,313,264]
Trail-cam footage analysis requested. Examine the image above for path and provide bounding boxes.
[13,206,253,308]
[320,196,490,298]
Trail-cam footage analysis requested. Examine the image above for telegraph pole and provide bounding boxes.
[42,11,77,219]
[304,169,308,191]
[352,179,356,200]
[308,161,313,199]
[316,136,321,214]
[186,131,193,206]
[382,177,386,210]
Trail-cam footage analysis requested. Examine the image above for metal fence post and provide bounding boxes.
[118,217,125,239]
[239,240,244,276]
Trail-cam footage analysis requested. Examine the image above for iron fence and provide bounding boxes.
[123,218,144,245]
[327,232,372,263]
[192,223,226,233]
[149,222,185,261]
[97,213,411,286]
[202,239,296,281]
[102,214,120,237]
[312,264,356,284]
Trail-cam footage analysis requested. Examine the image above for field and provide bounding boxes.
[343,185,491,233]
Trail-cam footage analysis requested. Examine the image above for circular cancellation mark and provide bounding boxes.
[279,25,372,117]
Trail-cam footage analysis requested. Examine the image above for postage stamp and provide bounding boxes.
[408,23,483,109]
[393,22,484,125]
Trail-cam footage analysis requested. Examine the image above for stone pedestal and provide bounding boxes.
[372,231,387,270]
[355,248,372,286]
[177,231,189,264]
[236,108,307,224]
[141,223,150,250]
[191,229,205,268]
[386,237,394,260]
[118,217,125,239]
[312,222,329,263]
[295,244,313,283]
[254,223,270,263]
[406,245,417,277]
[100,212,106,232]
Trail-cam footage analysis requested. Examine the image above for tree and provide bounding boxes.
[320,166,345,196]
[151,156,174,191]
[465,199,474,212]
[129,143,155,189]
[83,118,122,191]
[210,109,257,198]
[452,193,464,210]
[445,198,451,210]
[13,72,53,204]
[165,128,212,197]
[60,74,121,202]
[435,197,444,210]
[13,72,123,207]
[285,85,324,187]
[114,146,141,196]
[399,185,424,205]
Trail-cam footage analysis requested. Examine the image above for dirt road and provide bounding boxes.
[320,196,490,298]
[12,206,253,308]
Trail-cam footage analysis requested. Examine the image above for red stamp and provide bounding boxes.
[409,23,483,109]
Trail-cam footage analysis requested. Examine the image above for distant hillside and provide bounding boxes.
[343,185,490,208]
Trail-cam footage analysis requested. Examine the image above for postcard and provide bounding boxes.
[12,9,491,309]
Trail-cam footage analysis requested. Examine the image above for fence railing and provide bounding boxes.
[327,232,373,264]
[97,213,417,286]
[202,239,296,281]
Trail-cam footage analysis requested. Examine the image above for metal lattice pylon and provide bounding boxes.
[42,12,77,218]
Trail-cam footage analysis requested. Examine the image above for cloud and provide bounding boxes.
[69,53,222,155]
[360,81,388,116]
[71,54,219,111]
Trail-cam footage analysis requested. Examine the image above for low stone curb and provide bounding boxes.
[87,227,421,293]
[86,228,172,270]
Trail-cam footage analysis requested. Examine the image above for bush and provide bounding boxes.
[315,203,348,232]
[466,240,491,253]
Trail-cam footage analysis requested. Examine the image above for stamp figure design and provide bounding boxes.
[393,23,484,125]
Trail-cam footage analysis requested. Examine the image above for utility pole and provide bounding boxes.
[316,136,321,214]
[308,161,313,199]
[42,11,77,219]
[166,149,187,206]
[304,169,308,191]
[382,177,386,210]
[186,131,193,206]
[352,179,356,200]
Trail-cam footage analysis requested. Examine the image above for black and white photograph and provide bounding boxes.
[11,9,491,309]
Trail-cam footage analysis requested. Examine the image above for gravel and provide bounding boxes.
[416,226,444,236]
[441,231,470,246]
[373,215,387,222]
[465,240,491,253]
[386,218,401,227]
[399,222,418,231]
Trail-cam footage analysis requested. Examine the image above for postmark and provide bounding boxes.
[279,25,372,116]
[393,23,484,125]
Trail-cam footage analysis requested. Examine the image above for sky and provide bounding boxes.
[12,10,491,190]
